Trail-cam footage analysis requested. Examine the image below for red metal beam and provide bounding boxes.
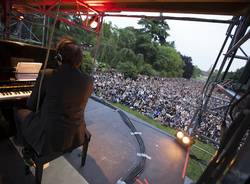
[11,0,103,33]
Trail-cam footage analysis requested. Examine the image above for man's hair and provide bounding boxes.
[56,36,83,67]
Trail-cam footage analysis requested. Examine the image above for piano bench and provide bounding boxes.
[24,134,91,184]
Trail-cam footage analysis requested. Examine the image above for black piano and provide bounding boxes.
[0,39,56,139]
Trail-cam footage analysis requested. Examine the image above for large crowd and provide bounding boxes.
[93,70,230,144]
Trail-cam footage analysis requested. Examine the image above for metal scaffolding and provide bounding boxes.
[1,0,104,46]
[187,15,250,142]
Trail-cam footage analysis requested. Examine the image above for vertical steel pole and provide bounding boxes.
[196,12,250,184]
[221,15,250,81]
[201,16,245,115]
[201,17,238,94]
[3,0,11,39]
[42,15,49,47]
[188,17,238,135]
[92,14,104,73]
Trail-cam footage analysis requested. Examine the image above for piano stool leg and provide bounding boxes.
[81,141,89,167]
[24,165,31,175]
[35,164,43,184]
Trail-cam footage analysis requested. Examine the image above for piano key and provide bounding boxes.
[0,90,31,101]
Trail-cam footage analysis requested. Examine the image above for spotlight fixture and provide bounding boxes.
[90,19,98,29]
[89,14,99,29]
[182,136,190,145]
[18,15,24,21]
[176,131,184,139]
[175,130,194,147]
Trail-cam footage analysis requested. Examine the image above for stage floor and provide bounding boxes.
[0,99,186,184]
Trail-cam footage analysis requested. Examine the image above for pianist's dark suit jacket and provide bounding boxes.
[21,63,93,155]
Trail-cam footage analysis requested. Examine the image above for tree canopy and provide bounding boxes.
[138,18,170,46]
[182,55,194,79]
[30,16,201,79]
[95,19,187,78]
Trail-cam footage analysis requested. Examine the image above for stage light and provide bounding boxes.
[176,130,194,147]
[89,14,99,29]
[87,3,104,6]
[176,131,184,139]
[182,136,190,145]
[90,19,98,29]
[19,15,24,21]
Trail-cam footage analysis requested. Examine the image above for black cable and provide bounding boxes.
[217,89,250,157]
[197,101,250,184]
[90,96,147,183]
[229,89,250,121]
[222,83,244,122]
[90,96,117,110]
[118,110,146,183]
[219,83,245,142]
[189,153,208,166]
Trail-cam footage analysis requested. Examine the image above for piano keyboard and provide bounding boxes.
[0,90,32,101]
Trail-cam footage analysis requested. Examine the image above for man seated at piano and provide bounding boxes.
[14,36,93,165]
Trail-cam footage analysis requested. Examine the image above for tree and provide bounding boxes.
[138,18,170,45]
[102,22,113,41]
[225,67,244,82]
[31,15,194,79]
[116,62,138,79]
[135,53,145,73]
[182,55,194,79]
[114,48,137,64]
[101,22,119,46]
[80,51,94,75]
[154,46,184,77]
[96,22,120,67]
[117,27,136,50]
[192,66,202,78]
[135,42,158,64]
[97,41,117,67]
[140,63,158,76]
[97,62,109,72]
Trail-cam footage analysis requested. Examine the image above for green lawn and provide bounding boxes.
[111,102,216,181]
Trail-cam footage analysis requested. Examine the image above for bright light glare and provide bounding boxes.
[176,131,184,139]
[182,136,190,145]
[88,3,104,6]
[90,20,98,29]
[19,15,24,20]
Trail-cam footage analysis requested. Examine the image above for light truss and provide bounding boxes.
[11,0,104,34]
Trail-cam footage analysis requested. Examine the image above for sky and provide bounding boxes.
[104,13,249,72]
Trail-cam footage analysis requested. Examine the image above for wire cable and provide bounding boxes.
[36,1,61,112]
[90,96,147,183]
